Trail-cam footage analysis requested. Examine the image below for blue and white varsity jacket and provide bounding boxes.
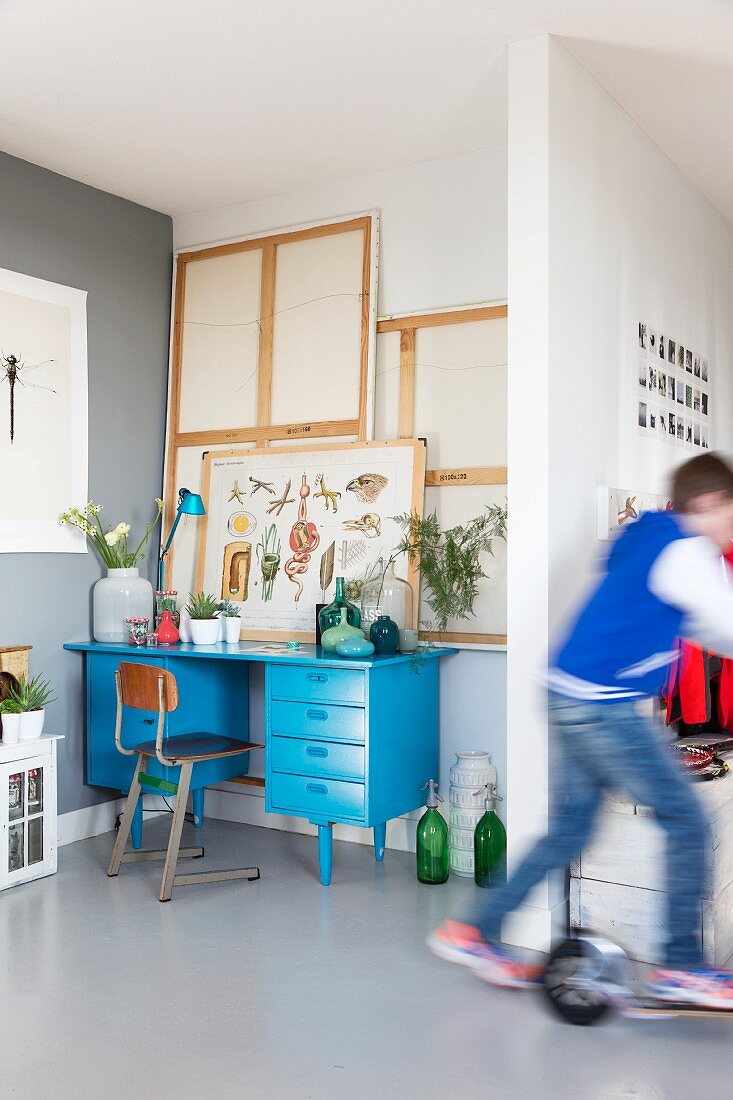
[549,512,692,702]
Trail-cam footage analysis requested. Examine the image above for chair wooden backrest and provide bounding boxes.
[118,663,179,713]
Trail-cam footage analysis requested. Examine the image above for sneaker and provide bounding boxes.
[647,965,733,1009]
[426,920,543,989]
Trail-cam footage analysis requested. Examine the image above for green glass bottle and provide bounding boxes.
[474,784,507,888]
[318,576,361,637]
[416,779,449,884]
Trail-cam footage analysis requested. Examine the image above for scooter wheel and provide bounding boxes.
[543,937,611,1025]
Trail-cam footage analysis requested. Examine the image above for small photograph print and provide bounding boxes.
[638,322,648,351]
[658,371,667,399]
[677,378,685,405]
[659,334,666,360]
[638,359,647,389]
[649,365,658,392]
[677,415,685,441]
[693,388,701,414]
[694,421,701,446]
[668,338,676,364]
[678,344,685,368]
[686,384,693,409]
[702,425,709,449]
[649,408,657,432]
[702,358,708,383]
[702,392,708,416]
[686,420,693,445]
[649,328,659,357]
[668,376,676,403]
[686,349,693,373]
[694,355,701,379]
[638,401,648,429]
[668,412,676,436]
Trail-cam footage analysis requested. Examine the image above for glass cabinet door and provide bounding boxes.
[5,762,46,877]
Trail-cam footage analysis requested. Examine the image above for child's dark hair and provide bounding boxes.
[671,453,733,512]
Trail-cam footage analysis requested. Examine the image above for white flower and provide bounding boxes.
[84,502,101,517]
[104,531,119,546]
[59,512,69,524]
[155,498,164,510]
[115,522,130,537]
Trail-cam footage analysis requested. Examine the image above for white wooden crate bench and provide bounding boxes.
[570,779,733,965]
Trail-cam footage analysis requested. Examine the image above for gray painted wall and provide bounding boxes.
[0,151,172,814]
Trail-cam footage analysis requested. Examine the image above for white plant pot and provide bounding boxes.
[93,568,154,643]
[224,617,242,644]
[1,713,22,745]
[216,611,226,642]
[189,618,220,645]
[20,709,45,742]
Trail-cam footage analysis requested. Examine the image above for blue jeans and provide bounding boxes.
[478,692,707,968]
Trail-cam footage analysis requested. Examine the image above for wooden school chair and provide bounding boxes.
[107,662,261,901]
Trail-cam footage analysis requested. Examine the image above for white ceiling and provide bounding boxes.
[1,1,733,220]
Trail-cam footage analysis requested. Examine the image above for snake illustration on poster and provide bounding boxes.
[195,440,426,640]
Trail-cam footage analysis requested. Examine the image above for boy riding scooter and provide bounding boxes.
[430,453,733,1007]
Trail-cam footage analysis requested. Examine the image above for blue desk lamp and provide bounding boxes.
[158,487,206,591]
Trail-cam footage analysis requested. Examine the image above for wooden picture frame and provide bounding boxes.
[195,439,426,641]
[376,304,507,646]
[163,214,379,579]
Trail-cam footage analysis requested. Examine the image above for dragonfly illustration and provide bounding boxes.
[1,352,57,443]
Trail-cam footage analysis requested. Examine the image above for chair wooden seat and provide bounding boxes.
[135,734,262,762]
[107,662,261,901]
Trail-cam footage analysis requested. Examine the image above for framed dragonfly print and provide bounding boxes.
[0,266,88,553]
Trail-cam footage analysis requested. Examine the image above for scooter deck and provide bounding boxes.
[633,999,733,1018]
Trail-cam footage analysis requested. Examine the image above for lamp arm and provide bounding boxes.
[158,510,183,590]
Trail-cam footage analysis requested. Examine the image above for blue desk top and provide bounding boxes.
[63,639,458,671]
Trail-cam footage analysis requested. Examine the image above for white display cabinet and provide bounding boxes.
[0,734,63,890]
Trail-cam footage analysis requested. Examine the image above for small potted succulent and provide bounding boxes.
[186,592,221,645]
[218,599,243,644]
[0,698,23,745]
[2,674,56,742]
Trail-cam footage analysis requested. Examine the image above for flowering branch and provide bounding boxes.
[60,499,164,569]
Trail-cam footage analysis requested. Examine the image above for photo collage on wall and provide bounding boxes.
[637,323,710,450]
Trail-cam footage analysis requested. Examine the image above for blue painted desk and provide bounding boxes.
[64,640,456,884]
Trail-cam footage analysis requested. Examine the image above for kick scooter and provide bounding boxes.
[543,932,733,1025]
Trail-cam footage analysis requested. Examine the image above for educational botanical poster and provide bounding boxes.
[0,266,88,553]
[197,441,425,639]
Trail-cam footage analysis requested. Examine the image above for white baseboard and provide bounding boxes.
[58,796,168,847]
[502,898,566,953]
[205,783,421,853]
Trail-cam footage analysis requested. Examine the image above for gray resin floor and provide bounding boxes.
[2,817,732,1099]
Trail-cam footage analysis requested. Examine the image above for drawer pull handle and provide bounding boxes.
[142,719,154,725]
[306,746,328,758]
[306,783,328,795]
[306,709,328,722]
[307,673,328,683]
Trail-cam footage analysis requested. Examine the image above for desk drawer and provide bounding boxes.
[271,735,365,781]
[270,699,365,743]
[268,771,365,821]
[270,665,365,706]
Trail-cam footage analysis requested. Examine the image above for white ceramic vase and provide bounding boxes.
[20,709,45,742]
[224,617,242,644]
[1,713,21,745]
[93,568,154,643]
[190,618,220,645]
[448,751,497,877]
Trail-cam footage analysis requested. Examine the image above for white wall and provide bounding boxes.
[505,35,733,950]
[174,146,510,838]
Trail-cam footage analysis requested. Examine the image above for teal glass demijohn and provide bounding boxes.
[369,614,399,655]
[318,577,361,637]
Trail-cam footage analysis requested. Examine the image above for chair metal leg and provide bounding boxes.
[108,755,146,877]
[160,761,193,902]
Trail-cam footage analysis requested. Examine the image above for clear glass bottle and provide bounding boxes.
[416,780,449,884]
[318,576,361,637]
[361,559,413,632]
[474,784,507,888]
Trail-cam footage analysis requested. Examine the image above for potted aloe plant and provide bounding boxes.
[2,674,56,742]
[186,592,221,645]
[218,599,243,644]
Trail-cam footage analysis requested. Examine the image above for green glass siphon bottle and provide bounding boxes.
[474,784,507,888]
[416,779,449,884]
[318,576,361,637]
